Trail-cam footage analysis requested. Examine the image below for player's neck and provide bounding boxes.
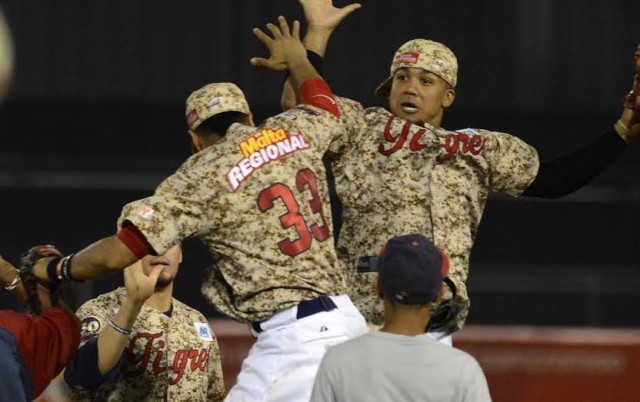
[381,306,431,337]
[145,283,173,313]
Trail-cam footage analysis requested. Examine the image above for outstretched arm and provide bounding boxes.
[523,46,640,198]
[30,228,146,283]
[281,0,361,110]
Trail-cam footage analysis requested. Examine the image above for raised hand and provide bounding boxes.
[299,0,362,30]
[123,260,163,303]
[251,16,305,72]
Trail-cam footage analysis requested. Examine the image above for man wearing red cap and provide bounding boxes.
[310,234,491,401]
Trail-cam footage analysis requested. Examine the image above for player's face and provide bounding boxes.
[140,244,182,289]
[388,67,455,127]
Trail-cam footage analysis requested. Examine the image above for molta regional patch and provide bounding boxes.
[226,127,310,190]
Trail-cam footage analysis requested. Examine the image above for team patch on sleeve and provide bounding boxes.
[80,316,102,343]
[194,322,214,342]
[134,204,155,220]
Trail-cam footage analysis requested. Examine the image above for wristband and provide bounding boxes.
[107,319,132,336]
[46,257,63,282]
[614,119,634,142]
[284,49,325,81]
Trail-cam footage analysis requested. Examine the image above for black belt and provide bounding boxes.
[252,295,337,333]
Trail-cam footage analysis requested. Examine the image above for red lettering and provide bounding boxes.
[125,333,163,377]
[438,133,485,162]
[378,116,431,155]
[168,350,188,385]
[124,333,210,384]
[198,349,209,371]
[469,135,484,154]
[167,349,209,385]
[378,117,410,155]
[439,134,459,162]
[152,340,167,374]
[409,128,427,151]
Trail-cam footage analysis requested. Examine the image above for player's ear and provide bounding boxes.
[244,112,255,127]
[188,130,202,152]
[442,88,455,108]
[374,276,384,300]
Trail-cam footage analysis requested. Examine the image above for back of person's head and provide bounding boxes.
[0,8,14,102]
[185,82,251,137]
[377,234,453,305]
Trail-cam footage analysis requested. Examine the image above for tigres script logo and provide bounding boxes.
[226,127,310,190]
[377,116,484,161]
[124,332,209,385]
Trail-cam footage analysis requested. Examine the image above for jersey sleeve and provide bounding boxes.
[326,96,367,157]
[118,166,214,255]
[65,299,122,390]
[482,130,540,196]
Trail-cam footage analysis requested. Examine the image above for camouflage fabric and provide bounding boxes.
[68,288,224,402]
[375,38,458,98]
[119,104,349,323]
[185,83,251,131]
[330,97,539,333]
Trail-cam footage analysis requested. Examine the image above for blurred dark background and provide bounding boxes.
[0,0,638,328]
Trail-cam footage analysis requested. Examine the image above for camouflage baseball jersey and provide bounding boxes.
[119,105,348,323]
[68,288,224,401]
[330,97,539,332]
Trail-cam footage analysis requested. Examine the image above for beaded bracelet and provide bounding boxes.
[107,319,132,336]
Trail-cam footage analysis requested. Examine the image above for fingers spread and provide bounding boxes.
[252,27,272,46]
[266,23,282,39]
[277,16,290,37]
[292,20,300,40]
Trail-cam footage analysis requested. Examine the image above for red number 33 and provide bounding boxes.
[257,168,330,257]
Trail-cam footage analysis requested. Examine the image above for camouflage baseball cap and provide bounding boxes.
[375,39,458,98]
[185,83,250,131]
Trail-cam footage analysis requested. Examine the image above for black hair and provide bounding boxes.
[196,111,247,137]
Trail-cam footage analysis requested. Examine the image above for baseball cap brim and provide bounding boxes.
[374,76,393,98]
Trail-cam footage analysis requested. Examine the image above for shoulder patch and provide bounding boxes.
[455,128,479,135]
[194,322,214,342]
[80,316,102,342]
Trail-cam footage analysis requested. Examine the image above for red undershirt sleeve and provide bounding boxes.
[116,224,156,258]
[299,78,340,118]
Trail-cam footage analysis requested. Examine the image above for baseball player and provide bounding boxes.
[64,244,225,401]
[284,0,640,343]
[310,234,491,402]
[22,17,367,401]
